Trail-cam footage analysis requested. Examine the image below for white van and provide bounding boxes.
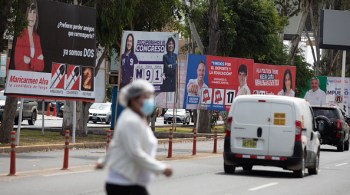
[223,95,320,178]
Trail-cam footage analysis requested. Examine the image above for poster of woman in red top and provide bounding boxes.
[14,0,44,72]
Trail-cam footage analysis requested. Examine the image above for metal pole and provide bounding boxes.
[341,50,346,105]
[72,101,76,144]
[41,100,44,135]
[16,98,24,145]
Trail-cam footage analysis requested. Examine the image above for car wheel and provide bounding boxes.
[106,118,110,125]
[242,165,253,171]
[28,111,37,125]
[337,141,345,152]
[14,117,19,125]
[293,152,305,178]
[93,121,97,124]
[163,121,166,124]
[224,164,236,174]
[308,152,319,175]
[168,122,171,124]
[344,139,349,151]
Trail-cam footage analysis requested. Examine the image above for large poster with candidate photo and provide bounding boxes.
[5,0,96,101]
[325,77,350,114]
[253,63,296,96]
[183,54,254,111]
[120,31,179,92]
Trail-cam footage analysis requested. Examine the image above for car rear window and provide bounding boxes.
[312,107,339,120]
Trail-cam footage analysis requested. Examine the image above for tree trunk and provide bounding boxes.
[76,101,91,136]
[197,0,219,134]
[0,96,18,143]
[288,9,309,64]
[62,101,73,135]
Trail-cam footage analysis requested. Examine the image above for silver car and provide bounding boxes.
[88,103,112,124]
[163,109,190,125]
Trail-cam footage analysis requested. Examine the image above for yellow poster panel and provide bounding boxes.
[274,113,286,126]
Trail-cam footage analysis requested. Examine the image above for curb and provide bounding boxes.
[0,137,224,153]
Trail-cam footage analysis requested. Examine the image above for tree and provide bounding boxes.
[0,0,30,144]
[197,0,220,133]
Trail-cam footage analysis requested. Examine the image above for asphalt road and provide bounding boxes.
[1,143,349,195]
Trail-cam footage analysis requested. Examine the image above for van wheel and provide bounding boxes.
[337,141,344,152]
[293,154,305,178]
[28,111,37,125]
[224,164,236,174]
[242,165,253,171]
[344,140,349,151]
[308,152,319,175]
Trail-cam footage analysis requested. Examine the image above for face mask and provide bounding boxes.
[141,98,155,116]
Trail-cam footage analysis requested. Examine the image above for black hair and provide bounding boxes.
[283,69,292,93]
[238,64,247,75]
[166,37,175,53]
[197,60,206,69]
[124,33,135,54]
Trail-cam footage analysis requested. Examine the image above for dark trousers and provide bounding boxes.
[106,183,149,195]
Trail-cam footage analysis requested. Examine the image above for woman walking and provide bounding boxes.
[97,79,173,195]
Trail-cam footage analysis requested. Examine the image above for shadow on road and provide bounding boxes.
[320,148,338,152]
[216,169,314,179]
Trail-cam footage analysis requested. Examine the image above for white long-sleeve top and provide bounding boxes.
[103,108,166,186]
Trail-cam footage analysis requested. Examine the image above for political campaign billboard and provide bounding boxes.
[183,54,254,111]
[119,31,179,92]
[5,0,96,101]
[253,63,296,97]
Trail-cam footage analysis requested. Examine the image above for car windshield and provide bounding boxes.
[166,109,185,114]
[312,107,339,120]
[0,91,6,100]
[90,103,110,111]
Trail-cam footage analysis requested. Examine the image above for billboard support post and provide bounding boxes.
[41,100,45,135]
[16,98,24,145]
[72,101,76,144]
[342,50,346,103]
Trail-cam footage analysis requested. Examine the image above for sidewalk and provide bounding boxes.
[0,139,224,176]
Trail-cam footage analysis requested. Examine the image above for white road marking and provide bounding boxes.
[335,163,348,167]
[248,182,278,191]
[43,170,93,177]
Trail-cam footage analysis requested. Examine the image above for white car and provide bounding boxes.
[223,95,320,178]
[88,103,112,124]
[163,109,190,125]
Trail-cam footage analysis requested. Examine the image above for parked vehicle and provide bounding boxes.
[223,95,320,178]
[50,101,64,117]
[312,105,350,152]
[163,109,190,125]
[88,103,112,124]
[57,105,64,118]
[0,90,38,125]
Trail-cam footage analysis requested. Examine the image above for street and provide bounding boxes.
[1,141,350,195]
[18,115,223,129]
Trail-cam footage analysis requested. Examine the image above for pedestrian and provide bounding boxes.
[96,79,173,195]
